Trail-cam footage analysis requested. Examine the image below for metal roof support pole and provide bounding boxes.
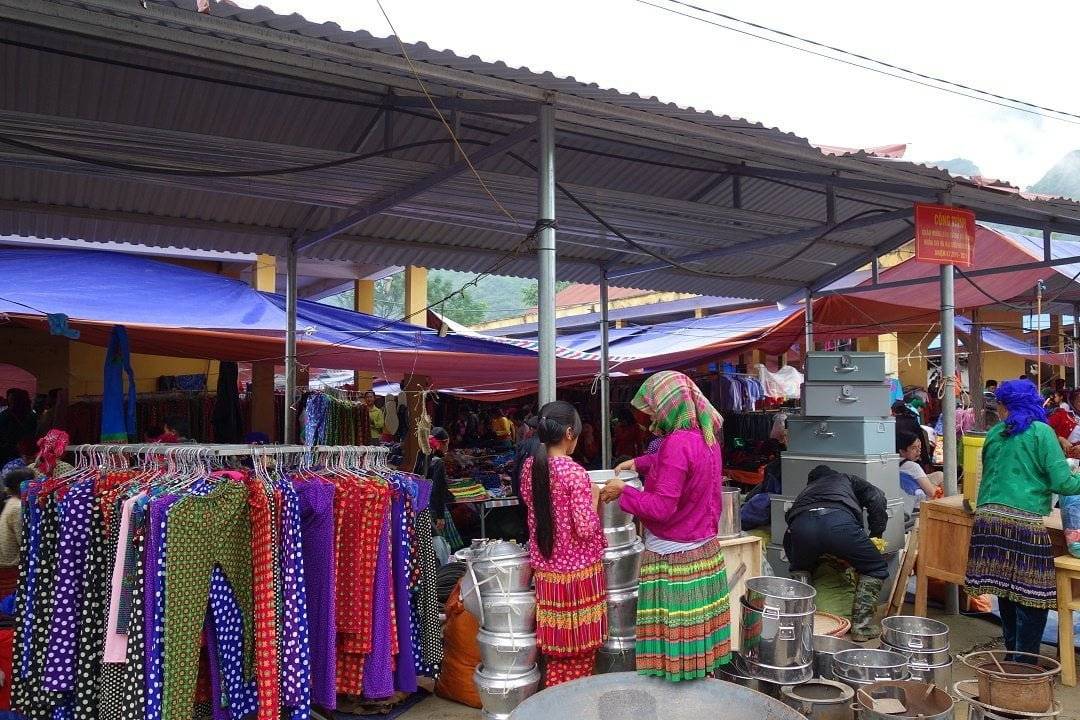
[1074,304,1079,389]
[599,269,612,470]
[537,103,557,405]
[940,260,959,616]
[284,242,298,444]
[804,287,814,353]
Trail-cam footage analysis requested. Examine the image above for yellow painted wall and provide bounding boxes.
[0,327,69,393]
[978,310,1026,384]
[68,343,218,396]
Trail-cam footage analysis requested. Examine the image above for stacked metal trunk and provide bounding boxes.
[465,541,542,720]
[766,352,904,581]
[588,470,645,674]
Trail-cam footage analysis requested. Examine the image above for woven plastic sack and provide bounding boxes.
[1061,494,1080,558]
[434,579,483,708]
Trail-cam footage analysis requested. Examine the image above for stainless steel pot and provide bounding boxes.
[740,653,815,686]
[588,470,642,529]
[832,649,910,687]
[718,488,742,539]
[603,539,644,590]
[480,591,537,634]
[471,541,534,594]
[474,664,541,716]
[814,634,859,680]
[595,635,637,674]
[881,615,949,651]
[906,657,952,688]
[714,652,783,698]
[854,681,953,720]
[780,679,854,720]
[744,576,816,614]
[882,641,951,667]
[606,585,639,638]
[603,523,637,548]
[477,629,539,674]
[740,596,814,669]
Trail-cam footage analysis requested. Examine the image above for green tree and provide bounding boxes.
[428,275,488,325]
[521,280,571,309]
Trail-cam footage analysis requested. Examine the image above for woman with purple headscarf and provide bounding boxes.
[965,379,1080,657]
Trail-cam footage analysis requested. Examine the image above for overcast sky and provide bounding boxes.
[236,0,1080,188]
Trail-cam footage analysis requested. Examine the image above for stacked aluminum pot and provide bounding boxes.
[588,470,644,674]
[466,541,541,720]
[831,648,910,689]
[881,616,952,688]
[738,576,817,686]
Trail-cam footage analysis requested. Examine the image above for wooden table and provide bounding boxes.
[718,534,763,652]
[914,495,1064,616]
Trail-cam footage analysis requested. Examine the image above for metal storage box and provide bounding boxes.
[786,417,896,456]
[801,381,892,418]
[805,352,888,383]
[879,498,908,554]
[780,453,901,499]
[770,495,794,538]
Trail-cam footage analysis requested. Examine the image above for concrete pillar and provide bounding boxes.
[354,279,376,391]
[694,308,706,319]
[251,254,277,440]
[878,334,899,377]
[1051,314,1064,382]
[404,266,428,325]
[979,310,1026,383]
[856,336,879,352]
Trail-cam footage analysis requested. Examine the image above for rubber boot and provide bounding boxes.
[850,575,885,642]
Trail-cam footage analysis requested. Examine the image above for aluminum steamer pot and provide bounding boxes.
[476,629,538,674]
[474,665,541,717]
[882,642,951,667]
[744,576,816,614]
[603,539,644,590]
[740,653,815,686]
[480,591,537,634]
[595,635,637,675]
[471,541,534,594]
[905,656,952,688]
[832,649,910,688]
[780,679,854,720]
[603,523,638,548]
[854,681,953,720]
[740,596,814,668]
[588,470,642,529]
[713,652,783,698]
[881,615,949,651]
[606,585,639,638]
[814,635,859,680]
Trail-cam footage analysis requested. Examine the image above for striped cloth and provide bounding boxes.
[533,562,607,657]
[965,504,1057,609]
[636,538,730,682]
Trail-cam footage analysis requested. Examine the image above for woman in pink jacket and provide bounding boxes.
[602,371,729,682]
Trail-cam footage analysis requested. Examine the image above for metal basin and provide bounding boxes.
[714,652,782,698]
[603,539,644,590]
[881,615,949,651]
[474,664,541,717]
[604,523,638,548]
[509,671,807,720]
[588,470,642,529]
[744,576,816,614]
[606,585,639,638]
[832,649,910,687]
[481,591,537,634]
[814,634,859,680]
[854,681,953,720]
[477,629,538,674]
[740,596,814,669]
[781,679,854,720]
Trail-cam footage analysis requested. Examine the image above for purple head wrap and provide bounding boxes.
[995,379,1047,436]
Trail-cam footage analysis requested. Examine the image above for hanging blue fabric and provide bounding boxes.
[101,324,137,442]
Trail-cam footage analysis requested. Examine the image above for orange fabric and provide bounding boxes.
[434,581,483,709]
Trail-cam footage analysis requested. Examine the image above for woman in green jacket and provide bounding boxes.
[965,379,1080,658]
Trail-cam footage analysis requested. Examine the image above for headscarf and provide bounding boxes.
[36,429,69,476]
[995,379,1047,436]
[631,370,723,446]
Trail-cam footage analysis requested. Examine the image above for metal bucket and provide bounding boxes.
[606,585,639,638]
[744,576,816,614]
[881,615,949,651]
[595,635,637,674]
[854,681,953,720]
[603,539,644,590]
[476,629,539,674]
[832,649,910,688]
[718,488,742,539]
[740,596,814,669]
[472,549,534,594]
[588,470,642,529]
[474,664,541,717]
[480,591,537,634]
[814,634,859,680]
[714,653,783,698]
[780,679,854,720]
[508,671,807,720]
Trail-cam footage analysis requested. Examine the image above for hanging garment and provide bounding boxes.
[297,480,337,708]
[212,362,244,443]
[101,326,137,443]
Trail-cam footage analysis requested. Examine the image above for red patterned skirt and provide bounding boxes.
[533,562,607,657]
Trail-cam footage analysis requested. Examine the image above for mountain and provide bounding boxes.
[1030,150,1080,200]
[927,158,981,177]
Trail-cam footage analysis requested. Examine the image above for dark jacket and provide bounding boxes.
[894,407,933,467]
[786,464,888,537]
[414,452,449,520]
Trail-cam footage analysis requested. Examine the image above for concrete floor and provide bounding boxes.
[398,608,1080,719]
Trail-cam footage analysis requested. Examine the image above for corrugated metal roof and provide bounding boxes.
[1,0,1080,304]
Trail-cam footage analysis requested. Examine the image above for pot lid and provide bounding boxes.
[474,540,527,560]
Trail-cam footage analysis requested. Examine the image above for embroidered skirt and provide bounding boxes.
[636,539,731,682]
[533,562,607,657]
[965,504,1056,609]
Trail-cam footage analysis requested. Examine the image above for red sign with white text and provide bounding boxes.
[914,203,975,267]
